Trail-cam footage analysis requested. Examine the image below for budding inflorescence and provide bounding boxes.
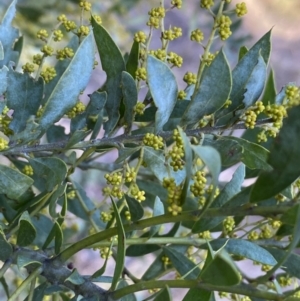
[143,133,164,150]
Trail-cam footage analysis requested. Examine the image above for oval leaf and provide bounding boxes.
[181,50,231,127]
[250,105,300,202]
[17,211,36,247]
[147,55,178,133]
[0,165,33,200]
[39,32,94,133]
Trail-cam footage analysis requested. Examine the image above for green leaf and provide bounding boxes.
[163,247,200,279]
[110,197,126,291]
[92,241,113,279]
[0,227,12,261]
[183,288,214,301]
[238,46,248,61]
[17,251,41,269]
[149,196,164,237]
[181,50,231,127]
[281,204,300,226]
[115,147,140,164]
[0,0,19,67]
[264,247,300,278]
[65,268,85,285]
[192,164,244,233]
[191,145,221,187]
[54,221,63,254]
[142,251,165,280]
[89,91,107,140]
[38,32,94,133]
[250,106,300,202]
[178,127,193,206]
[225,137,271,170]
[125,195,144,222]
[147,55,178,133]
[24,282,48,301]
[126,40,139,79]
[17,211,36,246]
[261,69,276,105]
[217,30,271,119]
[116,280,137,301]
[199,245,240,286]
[92,18,126,135]
[6,71,43,134]
[121,71,138,131]
[143,146,186,185]
[29,157,67,192]
[242,54,267,108]
[0,165,34,200]
[0,66,8,97]
[43,35,79,103]
[204,137,243,167]
[153,286,171,301]
[208,238,277,265]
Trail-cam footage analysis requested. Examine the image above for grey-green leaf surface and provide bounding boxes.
[179,127,193,206]
[0,165,34,200]
[0,65,8,97]
[147,55,178,133]
[17,211,36,246]
[92,18,126,135]
[225,137,271,170]
[89,91,107,140]
[208,238,277,265]
[65,269,85,285]
[0,227,12,261]
[261,69,276,105]
[43,35,79,103]
[110,198,126,291]
[121,71,138,130]
[126,40,139,79]
[142,252,165,280]
[192,164,245,233]
[7,71,44,133]
[125,195,144,222]
[149,196,164,237]
[217,30,271,118]
[204,137,243,167]
[0,0,19,67]
[39,32,94,133]
[29,157,67,191]
[250,105,300,202]
[199,248,240,286]
[183,288,214,301]
[116,280,137,301]
[242,54,267,108]
[143,146,186,185]
[163,247,200,279]
[191,145,221,187]
[181,50,231,127]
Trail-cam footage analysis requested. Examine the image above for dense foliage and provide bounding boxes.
[1,0,300,300]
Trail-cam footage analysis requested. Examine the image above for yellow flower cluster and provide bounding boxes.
[163,177,183,216]
[134,31,147,43]
[22,165,34,176]
[190,29,204,43]
[143,133,164,150]
[236,2,248,17]
[56,47,74,60]
[216,15,232,40]
[66,101,86,118]
[133,102,145,115]
[200,0,214,9]
[183,72,197,85]
[41,67,57,83]
[135,67,147,81]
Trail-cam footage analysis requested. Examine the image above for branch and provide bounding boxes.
[2,118,273,156]
[12,247,111,301]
